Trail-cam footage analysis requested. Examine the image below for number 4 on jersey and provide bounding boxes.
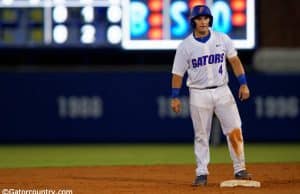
[218,65,223,74]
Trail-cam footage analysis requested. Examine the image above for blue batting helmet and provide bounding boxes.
[190,5,213,28]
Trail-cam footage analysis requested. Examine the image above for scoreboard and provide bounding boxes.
[0,0,115,47]
[0,0,255,49]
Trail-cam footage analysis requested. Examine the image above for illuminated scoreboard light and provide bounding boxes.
[0,0,122,47]
[122,0,255,49]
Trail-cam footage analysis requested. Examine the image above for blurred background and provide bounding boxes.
[0,0,299,144]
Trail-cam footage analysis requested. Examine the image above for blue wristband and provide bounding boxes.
[171,88,180,98]
[237,74,247,85]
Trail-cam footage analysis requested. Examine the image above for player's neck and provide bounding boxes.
[193,30,210,43]
[194,30,210,38]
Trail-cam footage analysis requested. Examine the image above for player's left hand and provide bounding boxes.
[238,84,250,101]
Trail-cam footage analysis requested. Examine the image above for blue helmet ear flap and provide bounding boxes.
[209,16,213,27]
[191,20,196,28]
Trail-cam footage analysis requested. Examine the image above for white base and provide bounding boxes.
[220,180,261,188]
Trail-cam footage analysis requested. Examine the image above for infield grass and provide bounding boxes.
[0,143,299,168]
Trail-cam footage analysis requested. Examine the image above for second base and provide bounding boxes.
[220,180,261,188]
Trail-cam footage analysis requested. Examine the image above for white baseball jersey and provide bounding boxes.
[172,30,237,89]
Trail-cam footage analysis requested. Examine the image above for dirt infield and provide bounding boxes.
[0,163,299,194]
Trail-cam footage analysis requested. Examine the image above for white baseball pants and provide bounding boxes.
[189,85,246,176]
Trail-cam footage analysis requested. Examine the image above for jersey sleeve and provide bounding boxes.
[171,44,189,77]
[223,34,237,58]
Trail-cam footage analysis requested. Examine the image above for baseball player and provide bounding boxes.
[170,5,252,186]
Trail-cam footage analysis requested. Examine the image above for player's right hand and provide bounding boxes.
[171,98,182,113]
